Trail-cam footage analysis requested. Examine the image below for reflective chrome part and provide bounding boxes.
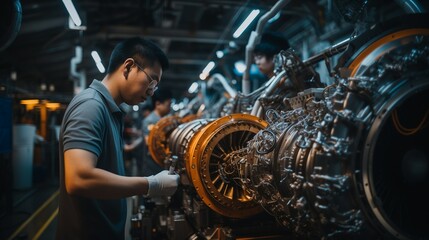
[242,31,429,239]
[357,40,429,240]
[228,49,323,119]
[140,12,429,240]
[242,0,292,94]
[168,118,214,184]
[394,0,426,13]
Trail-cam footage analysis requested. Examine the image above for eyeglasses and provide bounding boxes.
[133,60,159,92]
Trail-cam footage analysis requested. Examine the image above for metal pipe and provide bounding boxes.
[242,0,291,94]
[207,73,237,98]
[303,37,350,67]
[70,46,86,95]
[251,70,287,116]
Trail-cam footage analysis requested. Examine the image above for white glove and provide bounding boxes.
[145,170,180,198]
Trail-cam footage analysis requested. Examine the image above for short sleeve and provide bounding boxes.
[62,98,106,157]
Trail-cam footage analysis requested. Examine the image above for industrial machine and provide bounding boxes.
[131,2,429,239]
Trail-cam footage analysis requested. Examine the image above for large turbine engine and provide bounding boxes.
[243,15,429,239]
[140,13,429,240]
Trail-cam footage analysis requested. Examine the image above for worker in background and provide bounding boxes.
[252,31,323,116]
[253,31,290,79]
[123,104,153,176]
[141,88,173,177]
[57,37,179,240]
[139,104,153,122]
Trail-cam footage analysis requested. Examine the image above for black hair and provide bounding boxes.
[141,104,153,112]
[254,31,290,58]
[106,37,169,74]
[151,88,173,109]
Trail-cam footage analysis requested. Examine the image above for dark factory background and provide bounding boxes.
[1,0,429,239]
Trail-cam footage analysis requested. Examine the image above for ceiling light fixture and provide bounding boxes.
[62,0,82,26]
[91,51,105,73]
[216,50,224,59]
[200,61,215,80]
[202,61,215,74]
[234,60,246,74]
[188,82,199,94]
[199,73,208,80]
[233,9,260,38]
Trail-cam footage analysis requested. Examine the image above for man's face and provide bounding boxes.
[254,54,275,78]
[157,99,172,117]
[123,59,162,105]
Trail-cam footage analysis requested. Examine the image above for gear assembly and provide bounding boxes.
[134,2,429,239]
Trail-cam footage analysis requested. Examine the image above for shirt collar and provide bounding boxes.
[89,79,123,114]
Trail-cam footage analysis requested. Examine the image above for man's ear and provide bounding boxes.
[123,64,132,79]
[123,58,134,79]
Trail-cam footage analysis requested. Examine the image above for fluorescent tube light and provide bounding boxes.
[202,61,215,74]
[91,51,105,73]
[95,62,106,73]
[234,60,246,73]
[233,9,260,38]
[91,51,101,62]
[188,82,199,94]
[62,0,82,26]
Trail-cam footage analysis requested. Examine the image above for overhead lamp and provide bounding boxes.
[202,61,215,74]
[216,50,224,59]
[200,61,215,80]
[188,82,199,94]
[172,104,179,111]
[233,9,260,38]
[229,41,237,48]
[40,83,47,91]
[234,60,246,74]
[20,99,40,111]
[10,71,17,81]
[199,73,208,80]
[46,103,60,111]
[62,0,82,27]
[20,99,40,105]
[91,51,105,73]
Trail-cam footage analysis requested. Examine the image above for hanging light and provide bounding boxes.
[91,51,105,73]
[233,9,260,38]
[62,0,82,26]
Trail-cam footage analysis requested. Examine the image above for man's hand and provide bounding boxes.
[145,170,180,197]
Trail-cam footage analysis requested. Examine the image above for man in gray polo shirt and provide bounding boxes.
[57,37,180,240]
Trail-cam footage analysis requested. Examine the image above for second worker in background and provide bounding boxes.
[141,88,173,177]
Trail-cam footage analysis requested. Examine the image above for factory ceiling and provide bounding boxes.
[0,0,426,103]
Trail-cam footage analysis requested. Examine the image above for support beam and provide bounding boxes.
[90,26,246,44]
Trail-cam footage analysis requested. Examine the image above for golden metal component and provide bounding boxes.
[148,114,203,167]
[348,29,429,76]
[148,115,182,167]
[187,114,268,218]
[181,113,199,123]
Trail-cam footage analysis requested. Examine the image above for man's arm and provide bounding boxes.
[64,148,148,199]
[124,136,143,152]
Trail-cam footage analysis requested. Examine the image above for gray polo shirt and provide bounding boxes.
[56,80,126,240]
